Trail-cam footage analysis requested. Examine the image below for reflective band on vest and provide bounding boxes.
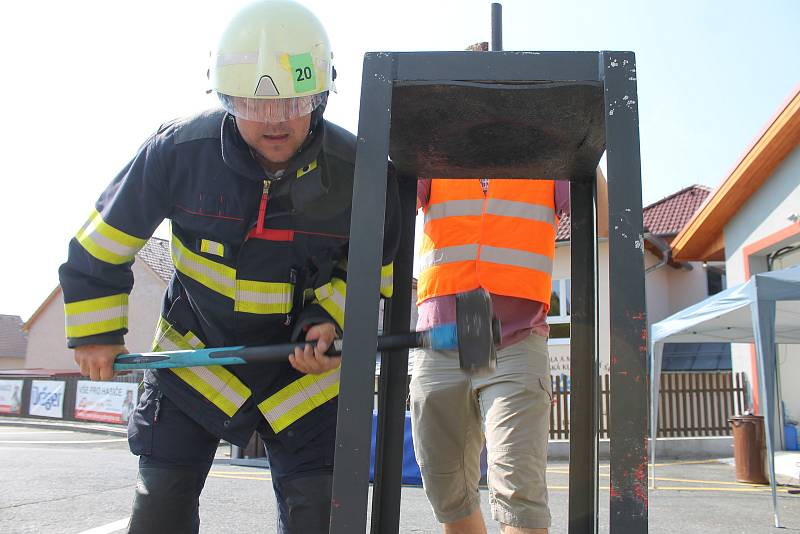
[64,293,128,338]
[479,245,553,272]
[258,368,340,433]
[153,317,251,418]
[484,199,555,225]
[419,244,479,272]
[424,199,484,222]
[417,178,556,306]
[76,209,147,265]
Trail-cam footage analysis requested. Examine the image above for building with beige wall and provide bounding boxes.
[24,238,172,370]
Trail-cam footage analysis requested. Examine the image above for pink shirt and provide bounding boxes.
[416,179,570,349]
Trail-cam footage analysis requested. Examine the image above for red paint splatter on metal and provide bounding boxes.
[635,468,648,504]
[635,463,647,483]
[634,483,648,507]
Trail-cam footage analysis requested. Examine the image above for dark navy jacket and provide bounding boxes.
[59,109,400,449]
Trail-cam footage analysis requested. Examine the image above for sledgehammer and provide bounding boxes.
[114,288,501,374]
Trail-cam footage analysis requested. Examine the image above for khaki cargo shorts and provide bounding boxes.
[409,332,552,529]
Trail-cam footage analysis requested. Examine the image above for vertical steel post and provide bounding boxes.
[568,176,599,534]
[330,52,396,534]
[370,175,417,534]
[601,51,649,533]
[491,3,503,51]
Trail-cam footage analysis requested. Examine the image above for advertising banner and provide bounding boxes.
[0,380,24,414]
[29,380,65,418]
[75,381,138,424]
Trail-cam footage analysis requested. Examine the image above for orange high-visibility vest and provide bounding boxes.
[417,178,557,307]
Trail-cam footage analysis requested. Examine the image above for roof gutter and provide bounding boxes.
[644,233,670,274]
[644,232,693,275]
[644,232,694,274]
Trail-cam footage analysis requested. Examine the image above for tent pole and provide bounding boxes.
[751,298,781,528]
[649,340,663,490]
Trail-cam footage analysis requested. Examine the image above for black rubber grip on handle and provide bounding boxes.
[209,332,425,364]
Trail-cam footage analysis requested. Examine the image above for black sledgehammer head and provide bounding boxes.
[455,288,501,375]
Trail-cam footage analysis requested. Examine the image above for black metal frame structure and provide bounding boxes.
[331,51,648,533]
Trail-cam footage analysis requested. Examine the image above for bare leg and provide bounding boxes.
[500,524,548,534]
[443,509,488,534]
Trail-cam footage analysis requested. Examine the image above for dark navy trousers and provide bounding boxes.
[126,380,335,533]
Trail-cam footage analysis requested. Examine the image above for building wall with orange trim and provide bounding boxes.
[722,145,800,423]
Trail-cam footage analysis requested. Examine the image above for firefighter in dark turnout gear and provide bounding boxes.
[57,1,400,532]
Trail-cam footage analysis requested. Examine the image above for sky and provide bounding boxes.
[0,0,798,321]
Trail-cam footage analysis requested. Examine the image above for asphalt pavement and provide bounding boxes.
[1,419,799,533]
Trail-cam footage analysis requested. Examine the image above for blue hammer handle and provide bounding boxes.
[113,324,458,371]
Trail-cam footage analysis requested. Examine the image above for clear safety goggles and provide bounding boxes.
[218,93,326,123]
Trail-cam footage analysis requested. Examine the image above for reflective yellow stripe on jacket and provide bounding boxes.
[153,318,251,418]
[64,293,128,338]
[313,278,347,328]
[171,235,236,299]
[258,368,340,433]
[234,279,293,315]
[172,234,293,315]
[312,262,393,330]
[200,239,225,257]
[76,210,147,265]
[380,262,394,298]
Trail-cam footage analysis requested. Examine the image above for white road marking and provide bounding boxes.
[0,430,74,435]
[76,517,130,534]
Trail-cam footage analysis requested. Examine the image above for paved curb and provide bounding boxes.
[0,417,127,437]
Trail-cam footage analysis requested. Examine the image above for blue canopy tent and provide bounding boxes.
[650,265,800,528]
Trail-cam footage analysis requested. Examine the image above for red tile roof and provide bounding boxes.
[556,214,571,241]
[137,237,174,283]
[556,185,711,242]
[643,185,712,238]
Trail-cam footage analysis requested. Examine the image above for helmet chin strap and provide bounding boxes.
[309,91,328,132]
[298,91,328,153]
